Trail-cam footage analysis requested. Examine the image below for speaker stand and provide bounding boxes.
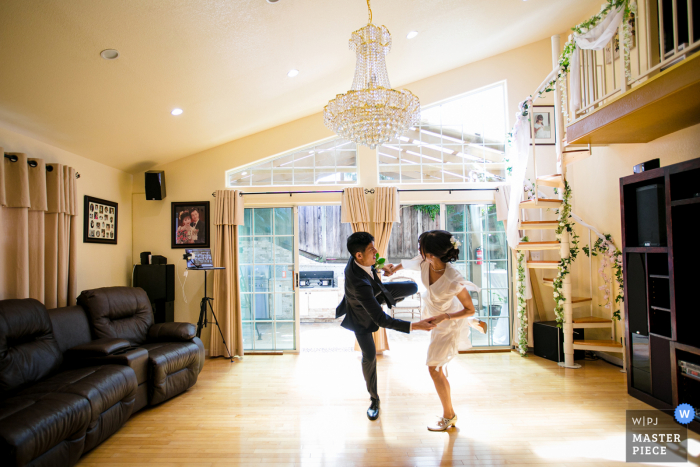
[193,268,234,363]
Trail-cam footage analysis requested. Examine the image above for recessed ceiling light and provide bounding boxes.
[406,31,419,39]
[287,69,299,78]
[171,108,183,116]
[242,171,248,175]
[100,49,119,60]
[267,0,280,3]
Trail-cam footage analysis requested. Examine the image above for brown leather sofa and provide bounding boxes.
[0,287,205,467]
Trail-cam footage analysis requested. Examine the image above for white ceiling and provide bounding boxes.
[0,0,600,173]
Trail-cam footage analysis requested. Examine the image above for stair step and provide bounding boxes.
[542,278,553,287]
[527,261,560,269]
[573,339,624,352]
[519,198,562,209]
[519,221,559,230]
[573,316,613,328]
[537,174,565,189]
[563,149,591,166]
[572,297,592,305]
[515,241,561,251]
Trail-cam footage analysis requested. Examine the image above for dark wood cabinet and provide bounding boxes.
[620,157,700,434]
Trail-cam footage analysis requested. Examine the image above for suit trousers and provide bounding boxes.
[354,281,418,401]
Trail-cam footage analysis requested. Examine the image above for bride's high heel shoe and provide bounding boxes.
[427,414,457,431]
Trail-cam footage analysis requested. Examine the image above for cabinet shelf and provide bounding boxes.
[649,274,669,279]
[671,197,700,207]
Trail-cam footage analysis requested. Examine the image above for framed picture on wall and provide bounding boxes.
[171,201,210,249]
[84,196,118,244]
[530,105,556,145]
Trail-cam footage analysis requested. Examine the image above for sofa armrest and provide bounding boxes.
[65,338,131,358]
[147,322,196,342]
[66,347,149,386]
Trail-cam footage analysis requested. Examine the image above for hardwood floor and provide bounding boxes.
[78,340,700,467]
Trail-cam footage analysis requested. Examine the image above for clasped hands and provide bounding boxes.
[379,262,399,277]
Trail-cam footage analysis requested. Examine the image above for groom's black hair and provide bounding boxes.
[347,232,374,259]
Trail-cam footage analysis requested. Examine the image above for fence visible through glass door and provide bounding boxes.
[239,208,296,351]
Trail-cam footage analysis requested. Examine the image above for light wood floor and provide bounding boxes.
[78,337,700,467]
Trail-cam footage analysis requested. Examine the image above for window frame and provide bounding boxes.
[226,137,359,189]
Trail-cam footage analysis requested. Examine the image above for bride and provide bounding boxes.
[387,230,486,432]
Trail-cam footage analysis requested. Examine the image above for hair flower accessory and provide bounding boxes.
[450,236,461,249]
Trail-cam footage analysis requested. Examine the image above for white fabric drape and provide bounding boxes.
[1,152,78,306]
[506,101,532,250]
[570,6,624,113]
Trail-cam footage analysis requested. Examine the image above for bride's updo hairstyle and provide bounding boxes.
[418,230,460,263]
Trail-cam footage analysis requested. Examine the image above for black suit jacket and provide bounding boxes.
[336,257,411,334]
[191,220,206,243]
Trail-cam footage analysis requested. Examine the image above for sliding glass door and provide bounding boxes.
[239,207,298,351]
[445,204,510,347]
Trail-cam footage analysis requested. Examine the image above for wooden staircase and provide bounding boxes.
[517,172,624,368]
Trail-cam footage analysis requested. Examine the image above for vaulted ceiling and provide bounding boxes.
[0,0,600,173]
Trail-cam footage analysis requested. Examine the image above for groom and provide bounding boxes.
[336,232,436,420]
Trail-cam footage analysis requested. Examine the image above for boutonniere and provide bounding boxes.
[374,253,386,269]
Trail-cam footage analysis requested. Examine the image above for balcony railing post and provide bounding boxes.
[618,22,630,93]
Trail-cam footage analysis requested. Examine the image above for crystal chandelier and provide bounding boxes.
[324,0,420,149]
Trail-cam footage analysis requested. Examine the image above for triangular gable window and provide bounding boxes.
[227,138,358,187]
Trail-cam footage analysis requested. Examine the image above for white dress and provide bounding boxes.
[401,256,484,368]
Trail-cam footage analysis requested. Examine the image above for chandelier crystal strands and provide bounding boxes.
[324,0,420,149]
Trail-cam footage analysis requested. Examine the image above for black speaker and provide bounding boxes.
[626,253,649,336]
[635,184,666,246]
[145,170,166,200]
[151,255,167,265]
[133,264,175,302]
[140,251,151,265]
[533,321,584,362]
[133,264,175,323]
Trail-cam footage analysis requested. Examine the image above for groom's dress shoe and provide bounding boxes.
[367,399,380,421]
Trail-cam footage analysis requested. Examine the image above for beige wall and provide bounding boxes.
[0,125,133,295]
[132,37,561,347]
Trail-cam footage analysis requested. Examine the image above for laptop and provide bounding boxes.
[186,248,214,269]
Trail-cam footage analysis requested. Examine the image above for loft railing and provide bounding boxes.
[568,0,699,121]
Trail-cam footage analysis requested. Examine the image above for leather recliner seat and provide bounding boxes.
[77,287,205,405]
[0,299,137,467]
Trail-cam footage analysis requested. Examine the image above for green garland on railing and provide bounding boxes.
[583,234,624,320]
[505,0,634,129]
[552,181,580,328]
[516,246,528,356]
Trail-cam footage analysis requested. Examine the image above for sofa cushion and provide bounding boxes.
[0,392,90,466]
[78,287,154,345]
[19,365,138,453]
[48,305,93,354]
[141,342,200,405]
[0,299,63,394]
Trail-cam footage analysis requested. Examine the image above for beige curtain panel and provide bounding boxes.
[212,190,245,358]
[372,186,400,258]
[0,151,78,307]
[342,187,389,353]
[340,187,370,233]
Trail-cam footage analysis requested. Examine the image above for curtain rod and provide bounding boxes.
[212,187,498,197]
[4,154,81,178]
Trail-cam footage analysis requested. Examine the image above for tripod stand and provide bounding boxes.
[192,267,234,362]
